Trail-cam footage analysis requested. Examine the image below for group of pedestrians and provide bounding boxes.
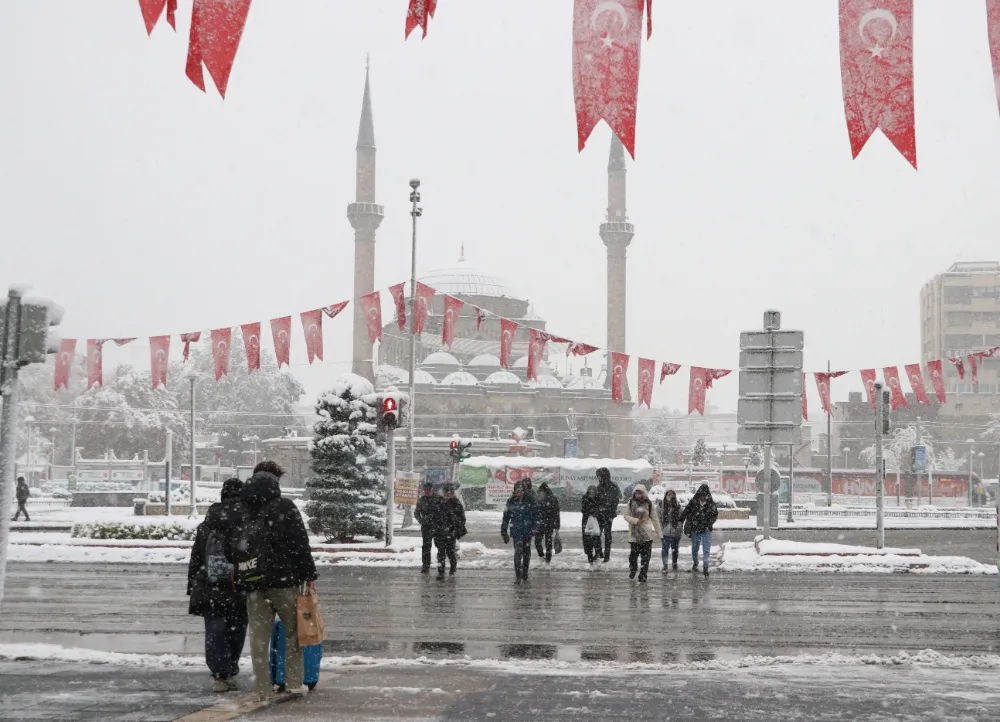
[498,478,563,583]
[186,461,317,702]
[414,482,467,577]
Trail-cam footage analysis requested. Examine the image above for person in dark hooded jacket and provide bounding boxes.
[679,483,719,576]
[594,468,621,564]
[414,482,445,574]
[234,461,318,701]
[533,482,560,564]
[187,478,247,692]
[11,477,30,521]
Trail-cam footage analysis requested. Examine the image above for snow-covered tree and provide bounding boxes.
[632,409,684,463]
[748,445,763,467]
[305,374,386,542]
[858,425,966,473]
[691,437,707,466]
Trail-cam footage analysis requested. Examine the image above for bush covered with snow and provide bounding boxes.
[147,487,218,504]
[71,521,196,541]
[305,374,387,542]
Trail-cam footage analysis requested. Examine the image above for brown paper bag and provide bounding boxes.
[297,586,325,647]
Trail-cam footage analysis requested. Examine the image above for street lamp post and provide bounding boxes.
[842,447,850,470]
[24,416,35,486]
[967,439,975,507]
[404,178,422,530]
[189,375,197,517]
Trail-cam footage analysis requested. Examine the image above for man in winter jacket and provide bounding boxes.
[659,489,682,572]
[436,484,466,578]
[235,461,318,701]
[594,468,621,563]
[533,482,560,564]
[414,482,444,574]
[501,480,537,584]
[187,478,247,692]
[11,477,30,522]
[679,483,719,576]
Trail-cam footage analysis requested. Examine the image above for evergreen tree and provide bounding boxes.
[691,437,707,466]
[305,374,386,542]
[748,444,764,467]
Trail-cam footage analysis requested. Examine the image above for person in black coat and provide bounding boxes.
[11,477,30,521]
[679,483,719,576]
[501,481,538,584]
[436,484,466,578]
[533,482,560,564]
[595,468,621,564]
[580,485,602,566]
[414,482,445,574]
[187,478,247,691]
[659,489,683,572]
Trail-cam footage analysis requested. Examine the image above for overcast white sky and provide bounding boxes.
[3,1,1000,415]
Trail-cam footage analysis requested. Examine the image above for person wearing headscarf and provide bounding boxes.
[679,483,719,576]
[622,484,660,582]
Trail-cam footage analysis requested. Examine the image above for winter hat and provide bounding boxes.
[421,482,435,492]
[221,478,244,500]
[633,484,648,496]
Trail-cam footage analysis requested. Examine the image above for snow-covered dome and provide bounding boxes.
[512,355,552,373]
[566,375,601,390]
[421,351,460,367]
[413,369,437,385]
[419,267,516,298]
[375,365,408,386]
[484,370,522,386]
[468,353,501,368]
[529,374,562,389]
[440,371,479,386]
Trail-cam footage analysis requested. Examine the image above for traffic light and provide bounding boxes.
[380,391,400,430]
[450,439,472,462]
[16,299,63,367]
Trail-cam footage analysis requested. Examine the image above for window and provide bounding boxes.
[948,312,972,326]
[944,286,973,304]
[973,286,998,299]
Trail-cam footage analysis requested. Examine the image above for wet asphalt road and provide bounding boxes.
[3,563,1000,660]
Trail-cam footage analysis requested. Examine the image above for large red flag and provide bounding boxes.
[413,282,435,335]
[637,357,655,408]
[241,322,261,372]
[54,339,76,391]
[688,366,730,416]
[610,352,629,403]
[405,0,437,39]
[500,319,518,369]
[949,356,966,380]
[814,371,848,415]
[883,366,909,409]
[138,0,177,34]
[573,0,647,158]
[968,353,980,387]
[988,0,1000,117]
[860,369,878,408]
[270,317,291,368]
[801,372,808,421]
[300,310,324,364]
[839,0,916,167]
[904,363,929,405]
[388,283,407,331]
[211,328,232,381]
[442,296,464,349]
[660,362,681,383]
[567,341,600,356]
[180,332,201,362]
[359,291,383,343]
[186,0,253,98]
[149,336,170,389]
[87,339,104,389]
[926,359,946,403]
[323,301,348,320]
[527,329,549,381]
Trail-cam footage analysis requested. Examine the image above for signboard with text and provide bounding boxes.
[394,471,421,506]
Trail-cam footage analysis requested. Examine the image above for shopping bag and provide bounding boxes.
[297,585,326,648]
[584,517,601,536]
[553,532,563,555]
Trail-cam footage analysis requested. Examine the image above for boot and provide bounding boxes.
[629,568,637,580]
[703,567,710,577]
[212,679,230,693]
[437,566,445,579]
[449,563,457,576]
[420,567,430,574]
[691,562,698,573]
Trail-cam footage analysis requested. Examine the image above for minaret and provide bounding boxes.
[347,59,384,380]
[601,133,633,367]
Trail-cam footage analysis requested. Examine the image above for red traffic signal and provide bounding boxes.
[384,397,398,413]
[380,393,400,429]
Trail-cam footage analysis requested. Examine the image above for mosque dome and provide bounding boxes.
[468,353,502,368]
[440,371,480,386]
[421,351,460,367]
[484,370,522,386]
[413,369,437,385]
[566,375,601,390]
[419,265,516,298]
[529,374,563,389]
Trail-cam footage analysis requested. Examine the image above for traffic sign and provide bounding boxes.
[737,312,804,447]
[739,330,804,350]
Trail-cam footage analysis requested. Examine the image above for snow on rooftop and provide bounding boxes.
[467,353,501,367]
[421,351,460,366]
[484,370,521,386]
[440,371,479,386]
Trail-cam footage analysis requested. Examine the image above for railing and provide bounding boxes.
[24,498,70,511]
[776,504,997,520]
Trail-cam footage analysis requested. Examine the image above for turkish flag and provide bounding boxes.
[389,283,407,331]
[926,359,947,403]
[610,352,629,403]
[270,317,291,368]
[688,366,730,416]
[186,0,253,98]
[405,0,437,39]
[323,301,348,320]
[801,372,808,421]
[660,362,681,383]
[413,282,435,335]
[360,291,383,344]
[211,328,232,381]
[54,339,76,391]
[988,0,1000,117]
[860,369,877,408]
[87,339,104,389]
[180,332,201,362]
[883,366,909,409]
[500,318,518,369]
[138,0,177,34]
[904,363,929,405]
[475,306,486,331]
[968,353,980,387]
[113,338,137,346]
[637,357,655,408]
[949,356,965,380]
[241,322,261,372]
[567,341,600,357]
[442,295,464,349]
[814,371,848,415]
[573,0,647,158]
[527,329,550,381]
[149,335,170,389]
[300,310,324,364]
[839,0,916,167]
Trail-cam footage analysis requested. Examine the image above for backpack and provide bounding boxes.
[204,528,234,585]
[230,514,266,590]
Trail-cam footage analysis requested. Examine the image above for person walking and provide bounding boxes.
[233,461,318,701]
[680,483,719,576]
[436,484,466,578]
[581,485,602,568]
[501,480,537,584]
[622,485,660,582]
[187,478,248,692]
[595,468,621,565]
[414,482,444,574]
[659,489,682,572]
[11,477,30,522]
[533,482,560,566]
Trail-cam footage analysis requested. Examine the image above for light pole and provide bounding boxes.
[842,447,850,470]
[23,416,35,486]
[967,438,975,507]
[47,427,56,481]
[248,435,260,468]
[722,444,728,468]
[404,178,422,529]
[186,373,198,518]
[978,451,986,505]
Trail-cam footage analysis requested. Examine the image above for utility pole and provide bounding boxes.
[25,418,34,486]
[404,178,421,529]
[385,427,395,546]
[786,444,794,524]
[826,359,833,507]
[164,429,173,517]
[189,376,197,518]
[874,382,886,549]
